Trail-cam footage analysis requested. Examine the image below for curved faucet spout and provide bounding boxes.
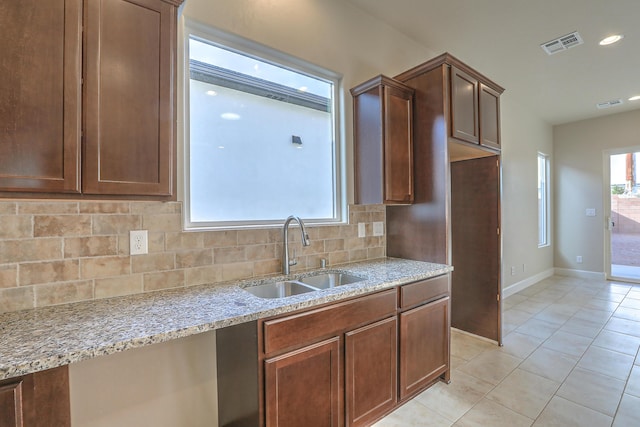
[282,215,310,275]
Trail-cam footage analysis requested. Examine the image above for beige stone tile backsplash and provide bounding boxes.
[0,201,385,313]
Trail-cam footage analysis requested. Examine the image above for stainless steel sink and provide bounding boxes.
[242,281,317,299]
[242,271,366,299]
[298,272,365,289]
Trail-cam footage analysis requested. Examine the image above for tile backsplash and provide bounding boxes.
[0,201,385,313]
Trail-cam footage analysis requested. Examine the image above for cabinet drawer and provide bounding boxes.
[264,289,397,355]
[399,275,449,309]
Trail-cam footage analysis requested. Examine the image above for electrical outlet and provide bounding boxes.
[511,266,516,276]
[130,230,148,255]
[585,208,596,217]
[373,222,384,236]
[576,255,583,264]
[358,223,366,238]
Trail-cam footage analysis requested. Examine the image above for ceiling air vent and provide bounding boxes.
[541,31,584,55]
[597,99,623,109]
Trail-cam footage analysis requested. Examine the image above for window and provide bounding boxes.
[538,153,550,247]
[185,25,342,229]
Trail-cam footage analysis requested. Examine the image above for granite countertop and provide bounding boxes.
[0,257,452,380]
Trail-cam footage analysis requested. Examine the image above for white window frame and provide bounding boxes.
[538,152,550,247]
[182,20,345,230]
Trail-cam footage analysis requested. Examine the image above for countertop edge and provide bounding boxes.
[0,258,452,380]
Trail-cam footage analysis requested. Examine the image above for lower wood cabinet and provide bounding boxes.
[265,337,342,427]
[0,366,70,427]
[345,317,397,427]
[217,275,451,427]
[399,296,450,400]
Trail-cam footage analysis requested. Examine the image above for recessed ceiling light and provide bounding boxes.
[298,86,308,92]
[206,90,217,96]
[599,35,624,46]
[629,95,640,101]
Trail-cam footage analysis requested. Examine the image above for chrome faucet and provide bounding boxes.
[282,215,310,275]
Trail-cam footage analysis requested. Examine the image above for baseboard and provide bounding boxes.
[554,268,606,280]
[503,268,555,299]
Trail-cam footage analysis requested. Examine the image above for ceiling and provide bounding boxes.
[347,0,640,125]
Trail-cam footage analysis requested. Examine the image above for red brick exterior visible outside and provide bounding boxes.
[611,195,640,266]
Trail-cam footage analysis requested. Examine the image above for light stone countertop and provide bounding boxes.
[0,257,452,380]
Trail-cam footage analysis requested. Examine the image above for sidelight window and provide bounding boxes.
[538,153,550,247]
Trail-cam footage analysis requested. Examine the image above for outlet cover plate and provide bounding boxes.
[358,223,366,238]
[130,230,148,255]
[373,222,384,236]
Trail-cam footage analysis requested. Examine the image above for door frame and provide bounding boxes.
[603,145,640,283]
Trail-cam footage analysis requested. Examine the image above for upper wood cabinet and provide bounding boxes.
[83,0,176,195]
[351,75,414,205]
[449,63,503,152]
[479,83,501,150]
[0,0,182,197]
[0,0,82,193]
[450,66,502,151]
[450,66,479,145]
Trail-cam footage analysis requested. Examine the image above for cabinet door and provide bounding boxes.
[84,0,175,196]
[265,337,342,427]
[0,0,81,193]
[345,317,397,427]
[0,379,23,427]
[399,297,449,400]
[479,83,501,150]
[383,85,414,204]
[450,66,479,144]
[0,366,70,427]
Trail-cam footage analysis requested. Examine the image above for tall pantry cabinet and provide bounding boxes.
[351,54,504,343]
[0,0,182,197]
[388,53,504,343]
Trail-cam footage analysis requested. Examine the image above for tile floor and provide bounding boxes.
[373,275,640,426]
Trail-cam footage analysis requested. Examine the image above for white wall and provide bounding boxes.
[554,108,640,273]
[500,96,554,289]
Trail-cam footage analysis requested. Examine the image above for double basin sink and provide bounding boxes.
[242,272,365,299]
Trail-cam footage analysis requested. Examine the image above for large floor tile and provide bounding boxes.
[453,398,533,427]
[541,331,592,357]
[613,393,640,427]
[558,317,603,338]
[620,297,640,310]
[533,304,576,325]
[572,307,613,324]
[372,399,453,427]
[592,329,640,355]
[457,349,522,385]
[498,332,544,359]
[556,367,625,416]
[621,297,640,309]
[515,318,560,340]
[503,308,534,327]
[503,294,529,310]
[613,305,640,321]
[577,345,634,380]
[583,298,619,312]
[450,330,496,361]
[625,365,640,397]
[486,369,559,419]
[595,290,626,303]
[519,346,580,382]
[604,316,640,338]
[512,299,550,315]
[533,396,613,427]
[415,370,493,422]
